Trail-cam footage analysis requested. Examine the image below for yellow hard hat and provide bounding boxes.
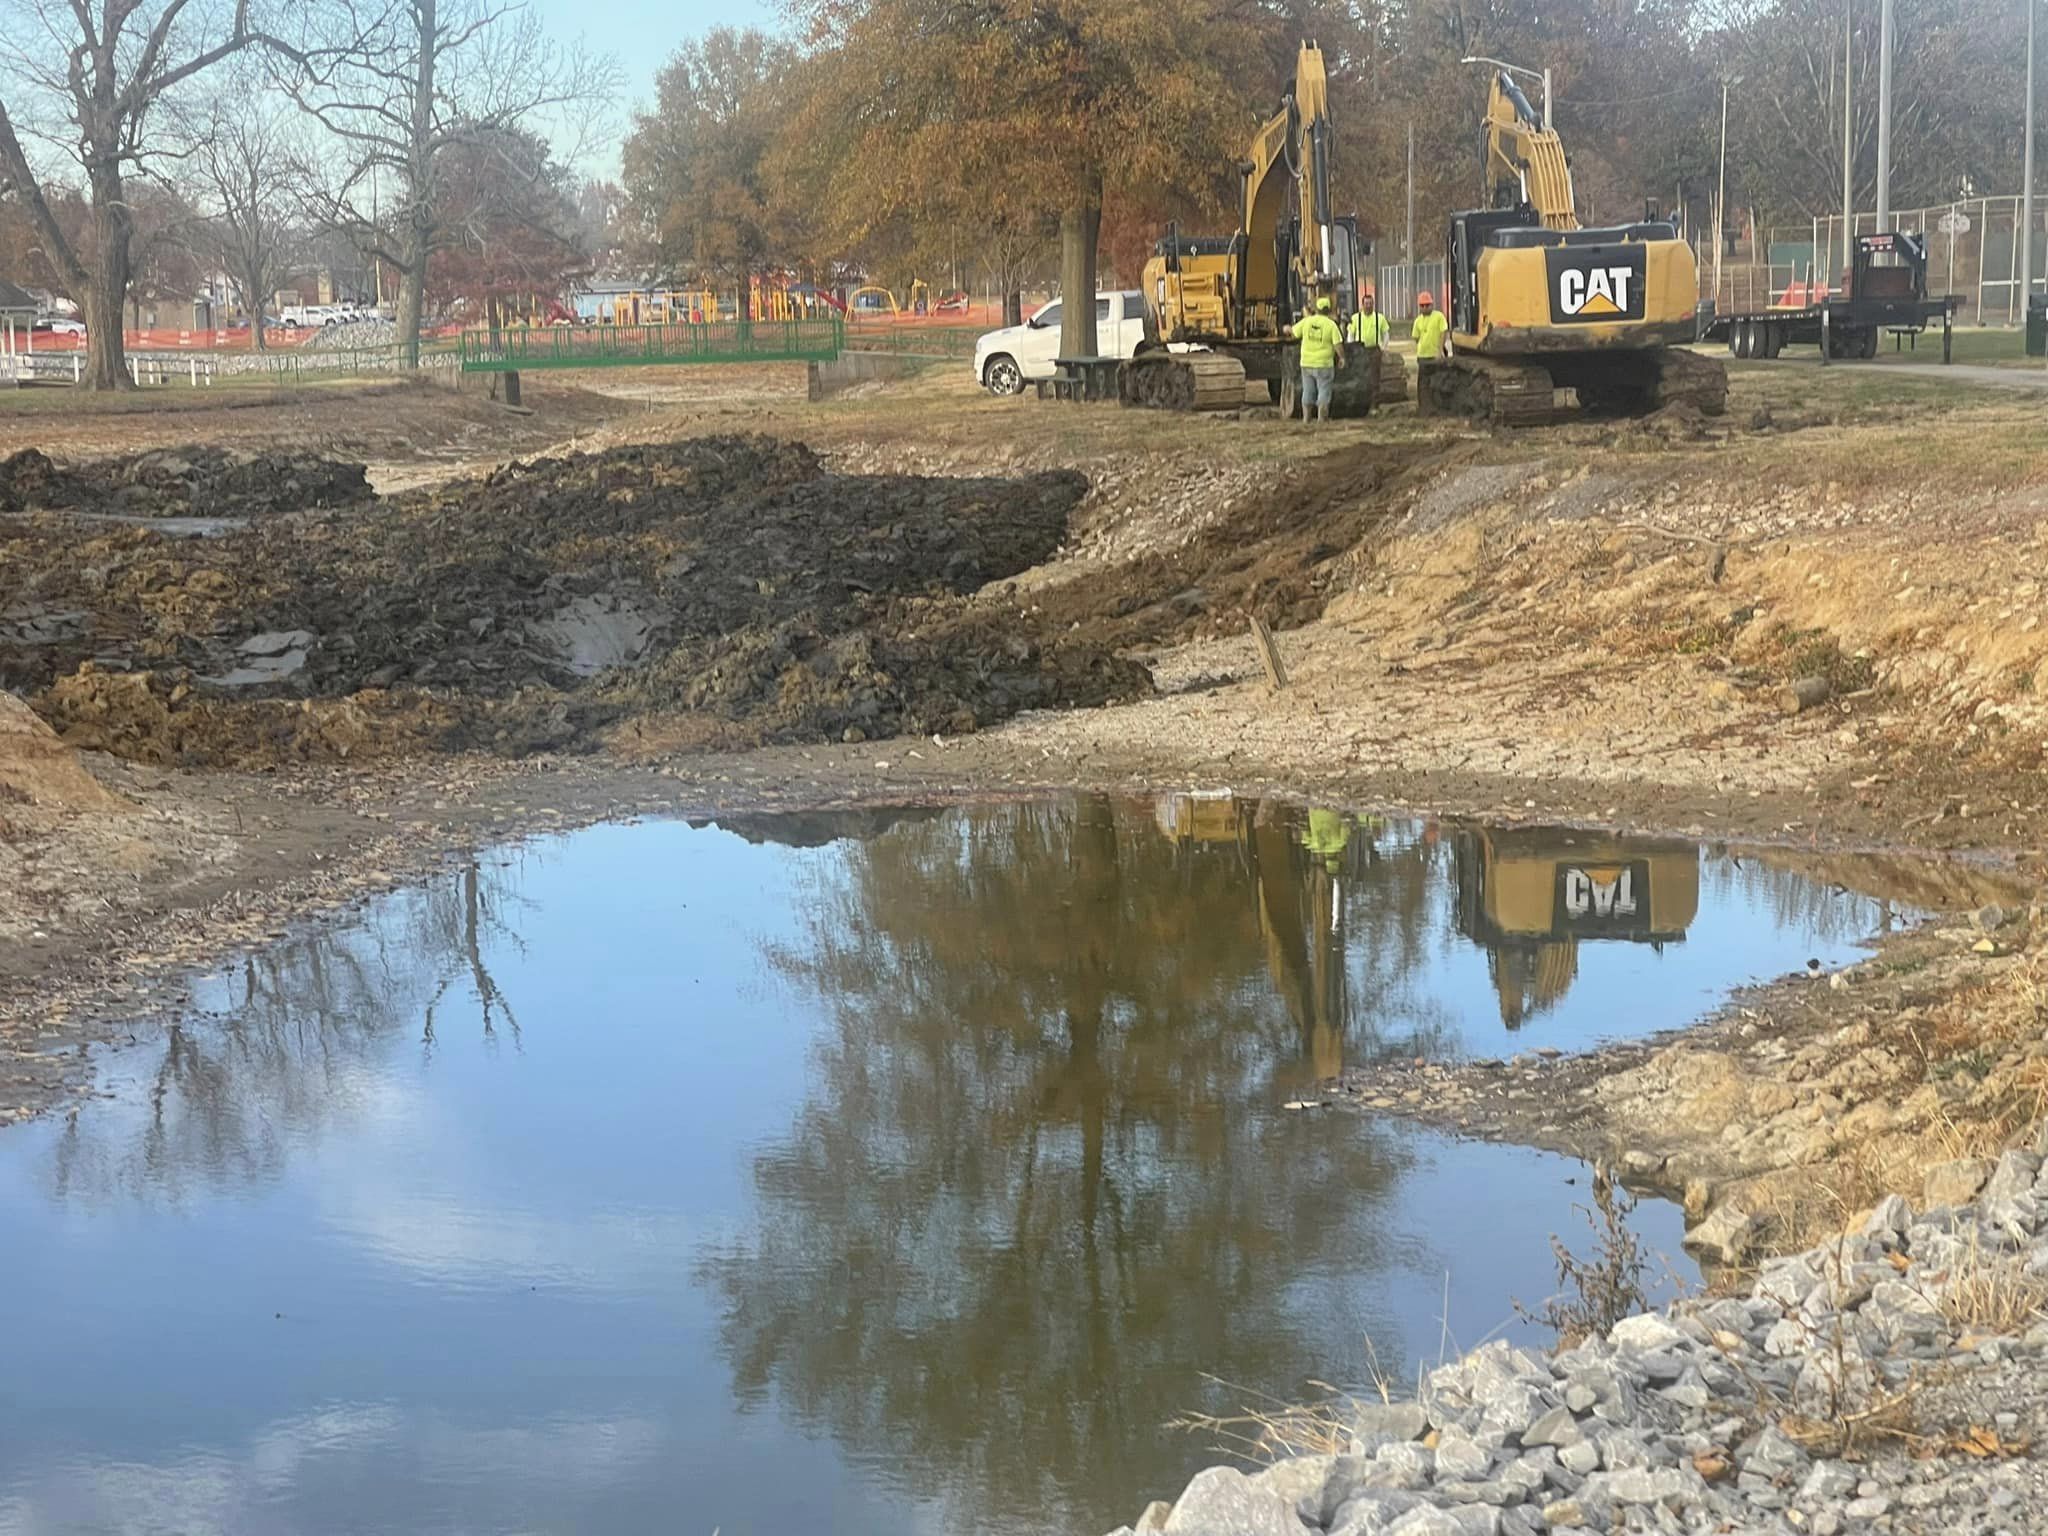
[1316,296,1332,312]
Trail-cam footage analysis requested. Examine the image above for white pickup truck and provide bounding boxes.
[973,291,1147,396]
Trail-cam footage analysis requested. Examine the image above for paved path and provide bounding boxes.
[1865,361,2048,389]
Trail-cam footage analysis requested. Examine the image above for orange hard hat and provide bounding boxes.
[1417,291,1434,304]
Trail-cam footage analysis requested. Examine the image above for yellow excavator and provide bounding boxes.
[1119,43,1400,417]
[1453,826,1699,1029]
[1423,72,1726,425]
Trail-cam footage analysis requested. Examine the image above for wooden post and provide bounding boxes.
[1249,615,1289,690]
[1776,676,1832,714]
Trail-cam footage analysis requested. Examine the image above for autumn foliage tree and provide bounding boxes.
[621,29,799,288]
[787,0,1261,358]
[427,126,588,314]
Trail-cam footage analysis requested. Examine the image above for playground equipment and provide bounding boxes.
[845,279,940,319]
[607,290,721,325]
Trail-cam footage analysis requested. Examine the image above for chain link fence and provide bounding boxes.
[1373,261,1447,322]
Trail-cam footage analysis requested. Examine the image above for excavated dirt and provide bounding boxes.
[0,445,371,518]
[3,435,1148,766]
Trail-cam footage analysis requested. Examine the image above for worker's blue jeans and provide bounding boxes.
[1301,366,1335,411]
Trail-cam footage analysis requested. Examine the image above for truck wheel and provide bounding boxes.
[1267,378,1283,403]
[1860,327,1880,359]
[1726,323,1742,356]
[1764,323,1784,359]
[982,355,1024,396]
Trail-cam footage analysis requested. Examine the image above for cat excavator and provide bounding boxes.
[1119,43,1400,416]
[1422,71,1726,425]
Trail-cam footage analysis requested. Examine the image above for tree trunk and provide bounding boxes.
[1004,290,1023,326]
[246,277,267,352]
[82,166,135,391]
[1058,172,1103,359]
[396,242,427,368]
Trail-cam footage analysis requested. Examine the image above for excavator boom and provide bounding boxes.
[1484,71,1576,233]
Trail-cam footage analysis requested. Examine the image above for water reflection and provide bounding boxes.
[0,794,1922,1536]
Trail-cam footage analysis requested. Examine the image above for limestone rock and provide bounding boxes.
[1923,1157,1993,1209]
[1163,1466,1310,1536]
[1683,1201,1762,1267]
[1609,1312,1688,1354]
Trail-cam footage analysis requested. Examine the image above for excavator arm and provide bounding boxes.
[1484,71,1577,232]
[1236,42,1344,329]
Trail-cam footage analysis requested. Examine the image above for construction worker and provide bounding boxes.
[1282,295,1346,423]
[1411,290,1449,362]
[1346,292,1390,349]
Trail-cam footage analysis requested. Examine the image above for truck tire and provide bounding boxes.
[982,354,1024,396]
[1860,327,1880,359]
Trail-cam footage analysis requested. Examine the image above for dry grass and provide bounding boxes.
[1937,1229,2048,1338]
[1167,1380,1360,1465]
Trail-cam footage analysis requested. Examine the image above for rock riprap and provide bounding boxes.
[1102,1136,2048,1535]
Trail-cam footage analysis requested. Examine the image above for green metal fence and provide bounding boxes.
[840,322,988,358]
[458,318,844,372]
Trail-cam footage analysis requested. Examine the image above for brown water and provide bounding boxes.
[0,795,1910,1535]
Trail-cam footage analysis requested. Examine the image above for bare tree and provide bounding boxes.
[190,89,300,348]
[287,0,615,366]
[0,0,282,388]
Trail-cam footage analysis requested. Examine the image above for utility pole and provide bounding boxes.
[1715,78,1732,307]
[1841,0,1855,272]
[1406,121,1416,310]
[1875,0,1894,227]
[2026,0,2038,318]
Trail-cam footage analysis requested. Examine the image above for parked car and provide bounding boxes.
[972,291,1146,396]
[38,317,85,336]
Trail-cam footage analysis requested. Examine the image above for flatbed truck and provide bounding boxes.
[1700,232,1959,365]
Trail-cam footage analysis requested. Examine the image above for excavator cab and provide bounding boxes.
[1453,827,1700,1029]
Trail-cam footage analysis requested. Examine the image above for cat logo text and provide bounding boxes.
[1557,266,1634,318]
[1561,865,1637,919]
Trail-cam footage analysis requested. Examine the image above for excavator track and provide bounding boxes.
[1645,349,1728,416]
[1117,350,1247,411]
[1417,355,1556,427]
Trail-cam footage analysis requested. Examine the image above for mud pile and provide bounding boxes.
[0,446,372,517]
[4,435,1147,765]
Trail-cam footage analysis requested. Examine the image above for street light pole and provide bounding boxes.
[1842,0,1854,272]
[2025,0,2038,318]
[1715,78,1732,306]
[1875,0,1894,227]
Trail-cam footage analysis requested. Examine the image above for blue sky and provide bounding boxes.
[539,0,784,173]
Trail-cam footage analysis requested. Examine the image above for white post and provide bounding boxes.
[1842,0,1855,272]
[1715,79,1731,306]
[2025,0,2038,322]
[1875,0,1894,227]
[1541,68,1553,132]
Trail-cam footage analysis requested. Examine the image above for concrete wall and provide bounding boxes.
[807,350,939,401]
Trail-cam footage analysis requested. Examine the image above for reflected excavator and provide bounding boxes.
[1423,71,1727,425]
[1120,43,1401,417]
[1452,827,1700,1028]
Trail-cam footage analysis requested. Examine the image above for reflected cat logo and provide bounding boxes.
[1557,266,1633,318]
[1562,865,1637,919]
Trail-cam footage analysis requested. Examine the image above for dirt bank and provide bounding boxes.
[4,435,1146,766]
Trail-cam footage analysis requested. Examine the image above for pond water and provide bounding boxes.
[0,795,1909,1536]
